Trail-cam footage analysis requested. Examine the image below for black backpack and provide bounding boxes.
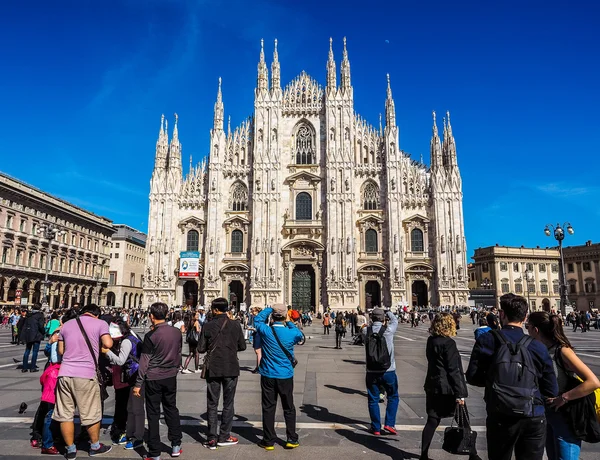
[486,330,541,417]
[365,326,391,372]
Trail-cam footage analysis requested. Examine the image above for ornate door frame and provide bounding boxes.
[282,241,324,312]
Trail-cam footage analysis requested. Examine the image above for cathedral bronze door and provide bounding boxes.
[292,265,315,312]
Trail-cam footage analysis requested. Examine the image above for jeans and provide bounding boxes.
[335,331,343,348]
[145,377,182,457]
[23,341,41,370]
[546,410,581,460]
[486,414,546,460]
[366,371,399,431]
[42,405,56,449]
[206,377,238,442]
[32,401,52,441]
[260,376,297,445]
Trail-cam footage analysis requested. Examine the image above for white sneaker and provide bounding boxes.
[181,369,192,374]
[193,369,202,373]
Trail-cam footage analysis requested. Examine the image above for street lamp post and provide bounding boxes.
[544,222,574,315]
[36,224,66,307]
[482,278,493,290]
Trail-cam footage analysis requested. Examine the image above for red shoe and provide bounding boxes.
[30,439,41,448]
[41,446,60,455]
[383,425,397,435]
[368,428,381,436]
[218,436,239,446]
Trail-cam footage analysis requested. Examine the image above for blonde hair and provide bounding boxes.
[429,312,457,337]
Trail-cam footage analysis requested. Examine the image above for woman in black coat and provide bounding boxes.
[420,313,480,460]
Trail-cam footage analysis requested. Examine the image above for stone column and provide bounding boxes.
[1,280,8,302]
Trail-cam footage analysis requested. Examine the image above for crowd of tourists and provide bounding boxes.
[3,295,600,460]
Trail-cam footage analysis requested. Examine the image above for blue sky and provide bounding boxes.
[0,0,597,258]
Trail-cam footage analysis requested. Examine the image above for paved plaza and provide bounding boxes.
[1,318,600,459]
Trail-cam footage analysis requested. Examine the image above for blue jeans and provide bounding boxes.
[546,410,581,460]
[42,406,55,449]
[23,341,40,370]
[366,371,399,431]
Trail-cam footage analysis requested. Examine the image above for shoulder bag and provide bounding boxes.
[270,325,298,368]
[442,402,477,455]
[200,318,228,379]
[75,317,110,401]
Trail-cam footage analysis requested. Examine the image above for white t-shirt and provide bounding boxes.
[173,320,184,331]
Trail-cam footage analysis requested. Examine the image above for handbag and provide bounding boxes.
[442,403,477,455]
[200,318,228,379]
[75,317,110,401]
[270,325,298,368]
[186,326,199,345]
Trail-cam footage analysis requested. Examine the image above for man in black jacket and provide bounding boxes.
[20,304,45,372]
[198,297,246,450]
[466,294,557,460]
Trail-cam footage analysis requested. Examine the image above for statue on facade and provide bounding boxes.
[442,267,447,280]
[456,235,461,253]
[271,179,275,191]
[345,178,350,191]
[149,237,155,254]
[209,238,214,254]
[347,236,352,254]
[391,177,396,190]
[254,266,260,280]
[283,208,289,221]
[256,179,261,191]
[394,267,399,280]
[347,266,352,281]
[270,238,275,254]
[330,177,335,191]
[441,235,446,253]
[211,178,216,191]
[457,265,463,280]
[331,268,336,281]
[331,237,336,254]
[269,266,275,281]
[315,205,323,219]
[393,234,398,253]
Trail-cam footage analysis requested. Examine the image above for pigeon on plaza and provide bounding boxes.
[18,402,27,414]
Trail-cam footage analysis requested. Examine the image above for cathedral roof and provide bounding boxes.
[282,71,324,115]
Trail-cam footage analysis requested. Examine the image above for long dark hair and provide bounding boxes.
[528,311,572,349]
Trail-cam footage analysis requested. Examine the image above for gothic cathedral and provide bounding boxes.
[143,38,469,311]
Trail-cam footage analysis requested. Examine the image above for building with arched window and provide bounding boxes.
[143,38,469,310]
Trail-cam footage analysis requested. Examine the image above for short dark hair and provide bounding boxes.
[150,302,168,320]
[499,294,528,323]
[211,297,229,313]
[81,304,102,318]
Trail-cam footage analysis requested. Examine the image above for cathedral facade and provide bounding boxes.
[143,38,469,311]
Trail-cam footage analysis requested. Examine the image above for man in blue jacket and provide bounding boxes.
[254,304,304,451]
[466,294,557,460]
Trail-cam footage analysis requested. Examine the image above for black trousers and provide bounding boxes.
[113,387,130,433]
[126,384,145,440]
[206,376,238,442]
[260,376,297,445]
[486,415,546,460]
[335,331,343,348]
[145,376,182,457]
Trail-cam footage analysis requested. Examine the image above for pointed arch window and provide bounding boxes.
[296,192,312,221]
[411,228,424,252]
[230,182,248,211]
[362,181,380,210]
[365,229,378,253]
[231,230,243,253]
[186,230,199,251]
[295,123,315,164]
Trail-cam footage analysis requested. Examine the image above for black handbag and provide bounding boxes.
[442,403,477,455]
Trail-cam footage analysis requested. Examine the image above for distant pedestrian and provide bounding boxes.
[254,304,304,451]
[133,302,183,460]
[20,304,45,372]
[198,297,246,449]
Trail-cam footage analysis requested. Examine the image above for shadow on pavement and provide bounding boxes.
[342,359,366,365]
[301,404,365,425]
[336,428,420,459]
[324,384,367,398]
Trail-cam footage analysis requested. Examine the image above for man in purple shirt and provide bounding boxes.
[53,304,113,459]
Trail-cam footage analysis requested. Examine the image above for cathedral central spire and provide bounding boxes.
[385,74,396,128]
[213,77,224,131]
[257,38,269,95]
[326,37,337,92]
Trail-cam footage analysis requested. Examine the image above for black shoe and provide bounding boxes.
[21,369,28,373]
[251,368,259,374]
[89,443,112,456]
[30,368,39,373]
[65,450,77,460]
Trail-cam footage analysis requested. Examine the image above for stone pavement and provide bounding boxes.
[0,319,600,459]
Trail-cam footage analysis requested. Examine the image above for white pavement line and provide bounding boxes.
[395,335,415,341]
[0,416,487,433]
[0,358,47,369]
[0,344,20,348]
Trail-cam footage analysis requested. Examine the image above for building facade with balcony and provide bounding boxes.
[144,39,469,311]
[562,240,600,311]
[0,172,113,309]
[107,225,147,310]
[471,245,561,311]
